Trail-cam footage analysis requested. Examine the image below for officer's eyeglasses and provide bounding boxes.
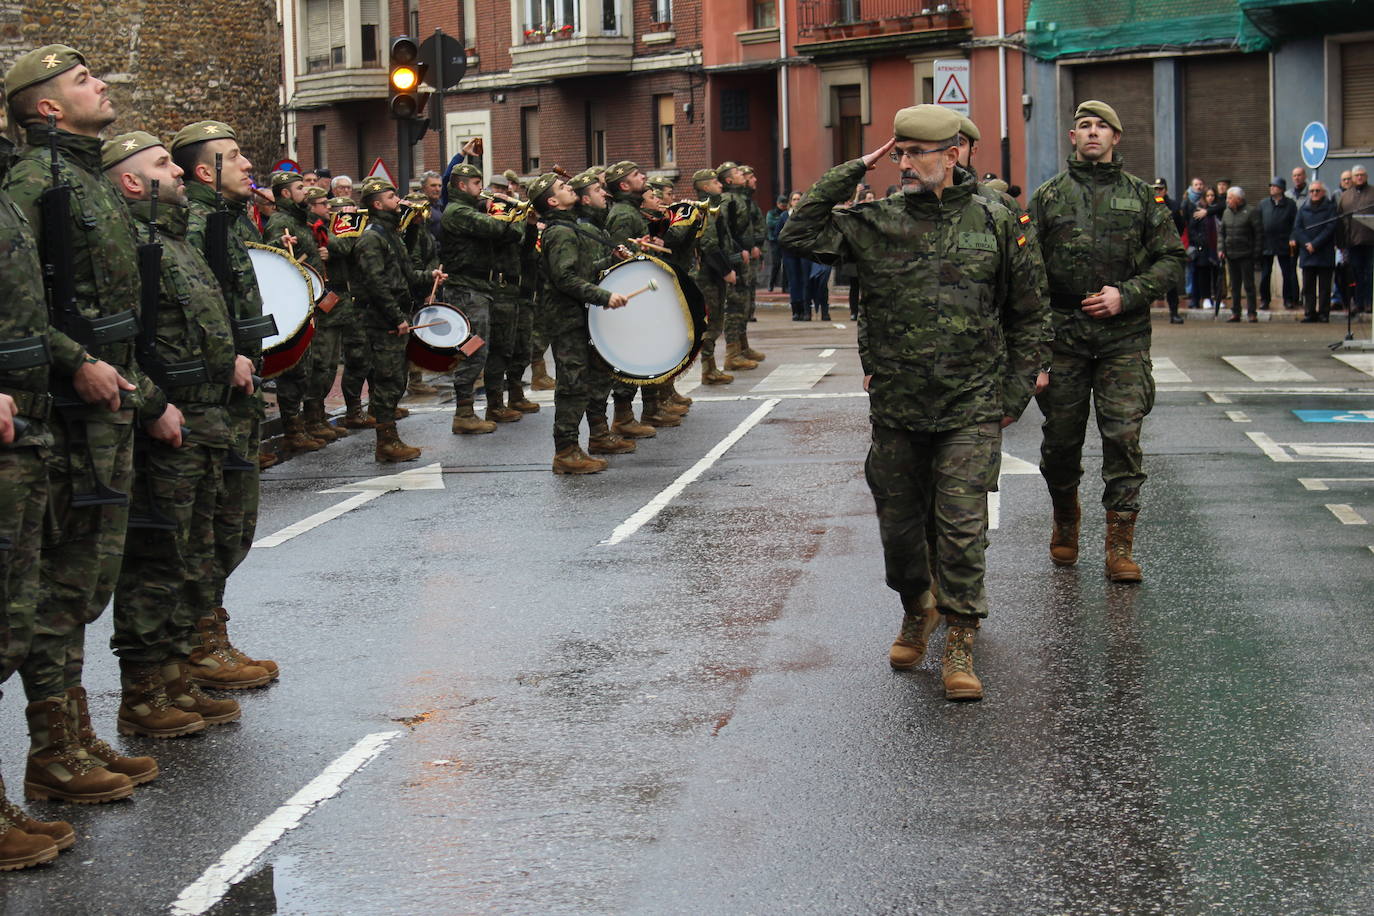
[889,144,956,163]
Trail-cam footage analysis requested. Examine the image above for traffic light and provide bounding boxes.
[389,36,429,119]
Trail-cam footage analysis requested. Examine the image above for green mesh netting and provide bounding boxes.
[1026,0,1272,60]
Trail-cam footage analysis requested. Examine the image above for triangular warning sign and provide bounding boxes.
[937,73,968,106]
[366,157,396,188]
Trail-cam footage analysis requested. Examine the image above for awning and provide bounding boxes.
[1026,0,1271,61]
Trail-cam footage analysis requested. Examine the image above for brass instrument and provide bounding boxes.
[479,191,534,223]
[665,199,719,239]
[397,199,429,233]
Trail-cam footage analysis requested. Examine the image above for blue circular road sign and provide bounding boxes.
[1301,121,1328,170]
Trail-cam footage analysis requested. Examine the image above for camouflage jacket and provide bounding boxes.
[488,212,526,297]
[354,208,429,329]
[781,159,1051,432]
[518,220,540,299]
[720,185,765,253]
[264,200,325,275]
[540,209,619,314]
[404,209,440,297]
[692,191,737,280]
[605,190,650,245]
[440,190,524,295]
[0,179,54,447]
[128,199,236,444]
[1030,157,1184,358]
[4,125,156,419]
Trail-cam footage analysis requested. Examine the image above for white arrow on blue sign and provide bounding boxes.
[1301,121,1329,170]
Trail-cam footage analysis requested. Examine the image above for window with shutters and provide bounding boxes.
[834,85,862,165]
[300,0,384,73]
[522,107,541,173]
[1341,39,1374,149]
[360,0,381,63]
[586,102,607,166]
[655,95,675,168]
[1182,54,1270,207]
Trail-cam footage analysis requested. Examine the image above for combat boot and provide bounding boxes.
[484,390,523,423]
[644,400,682,428]
[667,383,692,408]
[66,686,158,787]
[611,400,656,439]
[302,401,345,441]
[1105,510,1143,583]
[507,381,540,413]
[701,354,733,385]
[393,405,411,419]
[587,418,636,455]
[164,661,240,726]
[0,774,74,852]
[530,358,556,391]
[724,341,758,371]
[374,422,422,463]
[209,608,279,680]
[257,450,278,470]
[343,404,378,429]
[0,794,59,869]
[117,660,205,739]
[188,617,272,689]
[24,698,135,803]
[1049,489,1081,567]
[741,332,766,363]
[452,400,497,435]
[281,415,324,452]
[552,444,608,475]
[407,366,438,396]
[889,591,941,670]
[941,623,984,701]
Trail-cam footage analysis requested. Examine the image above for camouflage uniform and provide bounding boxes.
[353,207,429,423]
[1030,157,1184,512]
[263,196,321,423]
[692,188,740,361]
[327,207,373,414]
[508,220,541,387]
[718,182,759,344]
[780,160,1050,621]
[484,210,525,406]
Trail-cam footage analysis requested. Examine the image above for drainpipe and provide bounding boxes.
[779,0,792,196]
[998,0,1010,185]
[279,0,298,160]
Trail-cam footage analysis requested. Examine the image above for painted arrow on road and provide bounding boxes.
[253,462,445,548]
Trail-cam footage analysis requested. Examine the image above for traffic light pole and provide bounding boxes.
[434,28,447,172]
[397,123,413,193]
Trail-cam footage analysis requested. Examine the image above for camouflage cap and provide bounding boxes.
[958,116,981,142]
[568,169,601,192]
[327,196,354,210]
[403,191,429,204]
[892,104,962,143]
[983,178,1009,194]
[270,170,303,191]
[692,167,718,184]
[526,173,559,204]
[715,161,739,177]
[450,163,483,182]
[503,168,524,189]
[170,120,237,154]
[5,45,86,97]
[100,131,164,171]
[303,186,328,202]
[358,175,395,201]
[739,165,755,176]
[602,160,639,186]
[1073,99,1122,133]
[488,172,510,188]
[648,176,673,190]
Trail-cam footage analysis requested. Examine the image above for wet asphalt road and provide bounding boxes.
[2,309,1372,915]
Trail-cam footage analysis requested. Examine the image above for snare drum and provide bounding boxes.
[587,255,705,384]
[406,303,473,373]
[246,242,316,379]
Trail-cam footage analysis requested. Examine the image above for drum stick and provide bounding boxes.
[280,230,296,260]
[632,239,671,254]
[406,320,451,332]
[426,271,443,304]
[624,279,659,300]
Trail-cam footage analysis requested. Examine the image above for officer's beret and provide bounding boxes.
[568,170,600,192]
[603,160,639,186]
[1073,99,1122,133]
[170,120,237,154]
[958,116,981,142]
[449,163,483,182]
[692,168,718,184]
[303,186,328,202]
[739,165,755,176]
[503,168,524,189]
[488,173,510,188]
[358,176,395,201]
[648,176,673,190]
[892,105,962,143]
[5,45,86,98]
[270,170,303,191]
[715,161,739,178]
[327,196,354,210]
[526,173,559,204]
[101,131,164,171]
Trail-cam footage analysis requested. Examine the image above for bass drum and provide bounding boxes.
[245,242,315,379]
[407,303,472,373]
[586,254,705,385]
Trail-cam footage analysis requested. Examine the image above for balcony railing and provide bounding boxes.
[797,1,969,38]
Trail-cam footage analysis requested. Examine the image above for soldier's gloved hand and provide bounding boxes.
[1081,286,1124,319]
[147,403,185,448]
[0,393,16,445]
[75,357,137,412]
[233,356,255,395]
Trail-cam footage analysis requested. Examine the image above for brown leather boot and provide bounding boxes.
[889,591,941,670]
[164,662,240,726]
[303,401,344,441]
[724,341,758,371]
[281,415,324,452]
[24,698,135,803]
[257,450,278,470]
[374,422,422,463]
[507,382,540,413]
[701,354,733,385]
[1105,510,1143,583]
[188,618,272,689]
[393,405,411,419]
[1049,489,1081,567]
[741,332,766,363]
[485,389,523,423]
[611,400,656,439]
[587,418,636,455]
[530,357,556,391]
[407,366,438,396]
[941,624,983,701]
[452,400,497,434]
[0,775,74,852]
[552,444,608,475]
[667,383,692,407]
[117,661,206,739]
[343,404,378,429]
[0,806,58,870]
[66,687,158,787]
[644,406,682,428]
[210,608,279,680]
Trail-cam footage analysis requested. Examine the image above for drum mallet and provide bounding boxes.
[426,268,443,305]
[624,279,659,301]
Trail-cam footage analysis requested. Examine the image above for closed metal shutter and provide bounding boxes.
[1183,54,1271,203]
[1341,39,1374,149]
[1071,60,1155,181]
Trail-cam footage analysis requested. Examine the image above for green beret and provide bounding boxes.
[958,116,981,142]
[450,163,483,182]
[648,176,673,190]
[488,173,510,188]
[303,186,328,202]
[5,45,86,98]
[1073,99,1122,133]
[892,105,962,143]
[739,165,755,176]
[715,161,739,179]
[403,191,429,204]
[602,160,639,186]
[502,168,524,189]
[568,170,600,193]
[692,168,718,184]
[526,173,559,205]
[327,196,354,210]
[170,120,237,154]
[270,170,303,192]
[358,176,395,201]
[101,131,164,171]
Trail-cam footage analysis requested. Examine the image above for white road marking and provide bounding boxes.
[751,362,834,392]
[1247,431,1293,462]
[169,730,402,916]
[676,376,701,396]
[989,453,1040,530]
[819,348,836,358]
[833,323,847,329]
[1300,477,1374,491]
[1222,355,1316,382]
[1333,353,1374,378]
[1226,410,1250,423]
[601,399,780,546]
[1152,357,1192,383]
[1326,503,1368,525]
[1208,392,1233,404]
[254,463,445,548]
[1247,432,1374,463]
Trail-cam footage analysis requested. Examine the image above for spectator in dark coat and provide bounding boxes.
[1292,180,1338,322]
[1339,164,1374,315]
[1259,177,1299,309]
[1220,186,1263,321]
[1155,178,1185,322]
[1187,186,1222,311]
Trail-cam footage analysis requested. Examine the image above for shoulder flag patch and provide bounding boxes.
[1018,212,1031,224]
[1016,234,1027,247]
[1154,195,1166,204]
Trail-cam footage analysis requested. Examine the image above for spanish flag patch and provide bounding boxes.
[1154,195,1166,204]
[1018,212,1031,224]
[1016,235,1027,247]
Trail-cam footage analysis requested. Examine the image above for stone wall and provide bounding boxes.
[0,0,283,176]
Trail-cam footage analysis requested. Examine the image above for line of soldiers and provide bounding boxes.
[0,45,281,869]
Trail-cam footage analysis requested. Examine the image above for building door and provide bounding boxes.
[1071,60,1155,179]
[446,110,492,181]
[1183,54,1271,203]
[834,85,863,166]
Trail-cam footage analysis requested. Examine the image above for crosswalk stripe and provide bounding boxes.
[751,361,834,392]
[676,376,701,395]
[1152,356,1191,383]
[1333,353,1374,379]
[1222,355,1316,382]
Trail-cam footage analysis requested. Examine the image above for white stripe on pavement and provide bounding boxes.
[169,730,402,916]
[1247,431,1293,462]
[1226,411,1250,423]
[750,362,834,392]
[1222,355,1316,382]
[1333,353,1374,378]
[1326,504,1369,525]
[819,348,835,358]
[1208,392,1233,403]
[252,491,383,548]
[1152,356,1192,383]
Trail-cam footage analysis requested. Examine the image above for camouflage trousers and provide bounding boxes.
[506,291,533,385]
[22,412,134,700]
[112,439,224,663]
[724,263,753,343]
[448,287,492,399]
[552,305,613,448]
[865,422,1002,621]
[363,325,410,424]
[529,287,554,366]
[274,352,309,419]
[1,445,47,695]
[1036,349,1155,513]
[694,271,726,359]
[309,306,372,404]
[212,413,261,607]
[484,290,520,396]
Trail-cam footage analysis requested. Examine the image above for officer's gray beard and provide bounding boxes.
[901,163,946,196]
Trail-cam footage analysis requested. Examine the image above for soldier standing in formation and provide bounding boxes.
[717,161,765,372]
[325,194,379,430]
[481,178,532,424]
[690,167,739,386]
[1029,100,1184,583]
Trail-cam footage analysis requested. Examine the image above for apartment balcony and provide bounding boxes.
[508,20,634,82]
[795,1,971,58]
[291,67,389,109]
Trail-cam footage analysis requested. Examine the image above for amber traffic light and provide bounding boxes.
[389,37,428,119]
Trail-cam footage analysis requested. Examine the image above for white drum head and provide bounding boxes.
[588,258,692,379]
[246,244,314,350]
[302,263,325,303]
[413,304,470,347]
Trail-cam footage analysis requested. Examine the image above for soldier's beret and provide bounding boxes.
[568,170,600,192]
[100,131,164,171]
[692,168,718,184]
[170,120,237,153]
[983,178,1009,194]
[327,196,354,210]
[739,165,755,176]
[958,116,981,142]
[503,168,524,189]
[270,170,303,191]
[603,160,639,186]
[648,176,673,190]
[715,161,739,178]
[404,191,429,203]
[892,105,962,143]
[526,173,559,205]
[358,176,395,201]
[1073,99,1122,133]
[303,186,328,202]
[5,45,86,98]
[449,163,483,182]
[488,173,510,188]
